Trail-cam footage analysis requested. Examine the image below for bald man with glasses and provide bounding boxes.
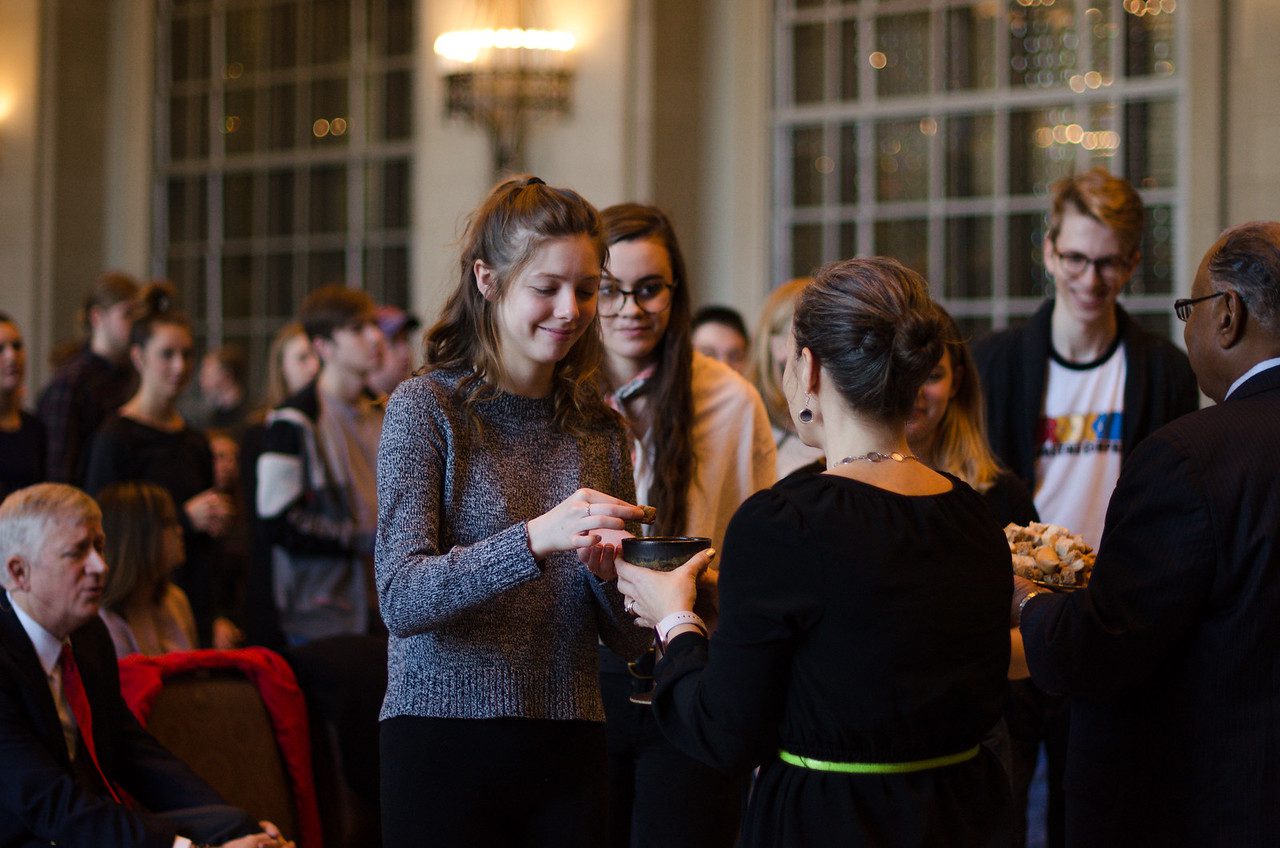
[1010,220,1280,846]
[973,168,1198,848]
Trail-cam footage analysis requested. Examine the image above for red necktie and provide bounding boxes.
[59,642,123,804]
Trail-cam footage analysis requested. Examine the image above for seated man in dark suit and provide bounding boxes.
[1011,221,1280,847]
[0,483,292,848]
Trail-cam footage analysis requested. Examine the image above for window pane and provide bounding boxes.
[791,224,823,278]
[1009,105,1076,196]
[369,160,410,230]
[381,0,414,57]
[944,216,992,299]
[838,223,857,261]
[380,245,410,307]
[223,172,254,240]
[222,254,253,320]
[945,113,994,197]
[310,79,350,147]
[874,12,930,98]
[791,126,826,208]
[267,85,297,150]
[792,24,825,104]
[839,20,858,100]
[224,87,256,155]
[308,250,347,288]
[1125,4,1176,79]
[171,14,210,83]
[1008,212,1050,299]
[839,124,858,205]
[1008,0,1078,89]
[310,0,352,65]
[945,5,996,91]
[226,7,262,78]
[265,253,295,318]
[170,94,210,161]
[875,118,928,202]
[1131,204,1174,296]
[382,70,412,141]
[1122,99,1177,189]
[266,3,298,70]
[267,169,295,236]
[874,219,928,278]
[168,177,208,244]
[309,165,347,233]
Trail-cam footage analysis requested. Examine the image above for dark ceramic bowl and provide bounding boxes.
[621,536,712,572]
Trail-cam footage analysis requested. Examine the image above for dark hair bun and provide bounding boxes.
[794,257,944,422]
[137,280,177,318]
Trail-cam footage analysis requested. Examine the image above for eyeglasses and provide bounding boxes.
[598,277,675,318]
[1174,291,1227,322]
[1053,247,1133,280]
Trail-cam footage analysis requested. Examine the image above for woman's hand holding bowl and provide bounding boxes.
[617,548,717,629]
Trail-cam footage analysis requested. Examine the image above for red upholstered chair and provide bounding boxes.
[117,647,324,848]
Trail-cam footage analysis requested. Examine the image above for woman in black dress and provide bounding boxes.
[84,283,236,647]
[611,257,1013,846]
[0,314,46,500]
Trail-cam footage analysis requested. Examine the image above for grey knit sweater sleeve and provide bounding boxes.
[375,370,652,721]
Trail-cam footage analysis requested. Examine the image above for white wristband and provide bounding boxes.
[656,611,707,647]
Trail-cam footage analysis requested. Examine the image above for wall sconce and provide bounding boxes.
[433,2,576,179]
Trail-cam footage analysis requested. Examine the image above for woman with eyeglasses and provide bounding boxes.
[595,203,776,848]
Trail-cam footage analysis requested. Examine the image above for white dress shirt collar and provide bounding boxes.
[1225,356,1280,399]
[5,591,65,676]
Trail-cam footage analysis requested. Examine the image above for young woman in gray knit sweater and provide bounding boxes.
[375,177,655,847]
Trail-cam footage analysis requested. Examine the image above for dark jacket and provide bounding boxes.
[972,299,1199,488]
[1020,364,1280,846]
[0,601,254,848]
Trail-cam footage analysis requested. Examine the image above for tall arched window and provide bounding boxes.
[774,0,1185,339]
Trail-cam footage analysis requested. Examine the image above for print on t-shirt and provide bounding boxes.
[1033,343,1127,549]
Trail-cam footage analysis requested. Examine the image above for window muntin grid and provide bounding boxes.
[154,0,414,393]
[773,0,1186,341]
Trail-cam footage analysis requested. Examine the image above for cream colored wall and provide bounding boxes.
[413,0,636,327]
[1223,0,1280,226]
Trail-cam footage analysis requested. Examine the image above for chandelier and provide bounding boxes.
[433,3,576,178]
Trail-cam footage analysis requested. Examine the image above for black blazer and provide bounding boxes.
[1020,365,1280,846]
[0,601,254,848]
[973,299,1200,487]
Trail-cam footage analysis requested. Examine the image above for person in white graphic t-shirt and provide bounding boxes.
[973,167,1199,848]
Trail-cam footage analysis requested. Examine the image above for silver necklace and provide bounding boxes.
[837,451,920,465]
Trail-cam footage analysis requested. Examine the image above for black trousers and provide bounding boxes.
[600,666,744,848]
[381,714,609,848]
[1006,678,1069,848]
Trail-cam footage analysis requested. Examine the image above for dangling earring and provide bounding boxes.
[799,394,814,424]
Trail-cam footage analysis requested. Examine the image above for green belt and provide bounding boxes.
[778,745,980,775]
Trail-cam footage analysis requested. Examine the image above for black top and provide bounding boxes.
[652,471,1013,846]
[0,412,46,501]
[35,345,135,486]
[83,416,223,644]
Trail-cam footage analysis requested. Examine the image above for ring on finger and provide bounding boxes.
[624,598,636,615]
[586,503,592,518]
